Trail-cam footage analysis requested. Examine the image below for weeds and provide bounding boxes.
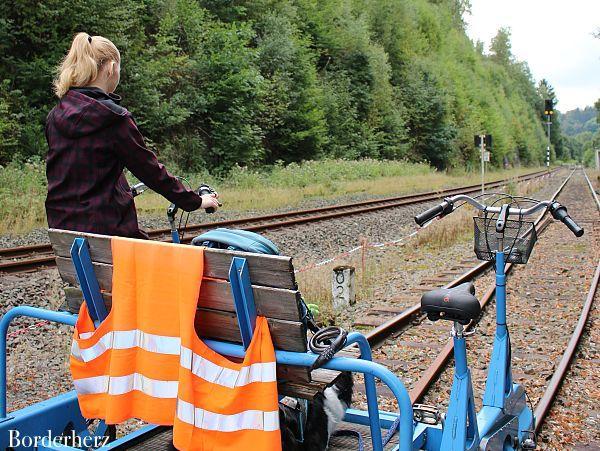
[0,158,544,234]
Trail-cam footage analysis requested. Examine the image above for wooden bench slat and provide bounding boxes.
[61,275,303,322]
[49,229,297,289]
[195,309,307,353]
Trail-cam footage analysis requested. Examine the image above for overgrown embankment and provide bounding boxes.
[2,0,549,171]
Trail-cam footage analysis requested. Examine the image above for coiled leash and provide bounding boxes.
[309,326,348,371]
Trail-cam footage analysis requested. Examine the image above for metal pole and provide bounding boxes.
[546,115,551,170]
[481,135,485,195]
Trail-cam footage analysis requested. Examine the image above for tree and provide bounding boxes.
[490,27,513,66]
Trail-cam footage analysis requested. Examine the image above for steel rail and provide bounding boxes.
[582,167,600,211]
[165,168,552,239]
[533,259,600,432]
[0,168,551,259]
[0,169,554,274]
[533,168,600,432]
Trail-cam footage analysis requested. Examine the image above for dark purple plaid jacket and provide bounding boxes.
[45,87,202,238]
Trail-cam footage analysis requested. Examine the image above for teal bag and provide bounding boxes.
[191,228,279,255]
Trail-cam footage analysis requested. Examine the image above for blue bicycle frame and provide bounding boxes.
[476,251,534,448]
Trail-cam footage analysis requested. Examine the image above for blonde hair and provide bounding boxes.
[53,32,120,98]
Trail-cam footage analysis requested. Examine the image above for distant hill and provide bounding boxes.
[561,106,599,136]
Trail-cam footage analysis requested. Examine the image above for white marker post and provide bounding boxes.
[474,134,491,195]
[332,265,356,311]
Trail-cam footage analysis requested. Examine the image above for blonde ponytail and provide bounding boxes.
[53,32,120,98]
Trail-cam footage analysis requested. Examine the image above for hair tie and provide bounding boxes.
[88,36,92,43]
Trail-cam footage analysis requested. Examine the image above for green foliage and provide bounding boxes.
[568,99,600,165]
[1,0,550,171]
[224,158,431,189]
[561,106,599,136]
[490,27,513,66]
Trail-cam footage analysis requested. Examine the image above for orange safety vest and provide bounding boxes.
[69,237,281,451]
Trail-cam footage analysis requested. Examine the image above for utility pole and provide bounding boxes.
[544,99,553,171]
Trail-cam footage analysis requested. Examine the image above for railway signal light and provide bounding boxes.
[474,134,492,148]
[544,99,554,116]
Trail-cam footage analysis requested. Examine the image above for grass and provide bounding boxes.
[0,159,47,234]
[0,157,546,234]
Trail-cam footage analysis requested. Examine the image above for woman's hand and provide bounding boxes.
[200,192,220,212]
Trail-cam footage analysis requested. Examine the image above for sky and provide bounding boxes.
[466,0,600,113]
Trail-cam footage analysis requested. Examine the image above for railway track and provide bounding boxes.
[350,168,599,442]
[0,169,554,274]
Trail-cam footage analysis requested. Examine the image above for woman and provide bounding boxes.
[45,32,219,238]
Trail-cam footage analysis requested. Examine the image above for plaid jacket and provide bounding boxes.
[45,87,202,238]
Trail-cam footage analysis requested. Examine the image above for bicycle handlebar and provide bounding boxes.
[131,182,147,197]
[549,202,584,237]
[415,194,584,237]
[414,201,453,226]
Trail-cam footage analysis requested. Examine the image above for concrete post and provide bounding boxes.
[332,265,356,310]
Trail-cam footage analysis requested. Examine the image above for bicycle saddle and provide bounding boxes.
[421,282,481,325]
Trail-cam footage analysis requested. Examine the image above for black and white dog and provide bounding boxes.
[279,372,353,451]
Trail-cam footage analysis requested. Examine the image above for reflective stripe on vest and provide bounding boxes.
[69,237,281,450]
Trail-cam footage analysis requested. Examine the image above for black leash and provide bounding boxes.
[308,326,348,371]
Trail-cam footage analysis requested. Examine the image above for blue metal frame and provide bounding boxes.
[0,235,539,450]
[229,257,257,350]
[0,237,418,450]
[0,307,416,451]
[440,331,479,450]
[476,250,534,447]
[482,251,512,410]
[70,238,107,327]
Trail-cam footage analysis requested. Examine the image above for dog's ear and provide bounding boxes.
[333,371,354,406]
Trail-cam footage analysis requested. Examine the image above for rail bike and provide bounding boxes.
[0,181,583,450]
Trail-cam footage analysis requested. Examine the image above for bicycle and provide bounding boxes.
[408,192,583,450]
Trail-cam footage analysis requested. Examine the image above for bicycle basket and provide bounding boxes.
[473,216,537,264]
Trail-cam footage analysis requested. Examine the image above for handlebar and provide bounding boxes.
[415,194,584,237]
[549,202,584,237]
[198,184,220,214]
[130,182,220,214]
[414,201,454,226]
[131,182,147,197]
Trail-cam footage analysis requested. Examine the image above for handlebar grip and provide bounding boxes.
[198,184,217,213]
[562,215,584,237]
[549,202,584,237]
[414,201,452,227]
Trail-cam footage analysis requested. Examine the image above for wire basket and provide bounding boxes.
[473,216,537,264]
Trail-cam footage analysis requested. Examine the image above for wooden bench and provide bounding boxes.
[48,228,350,400]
